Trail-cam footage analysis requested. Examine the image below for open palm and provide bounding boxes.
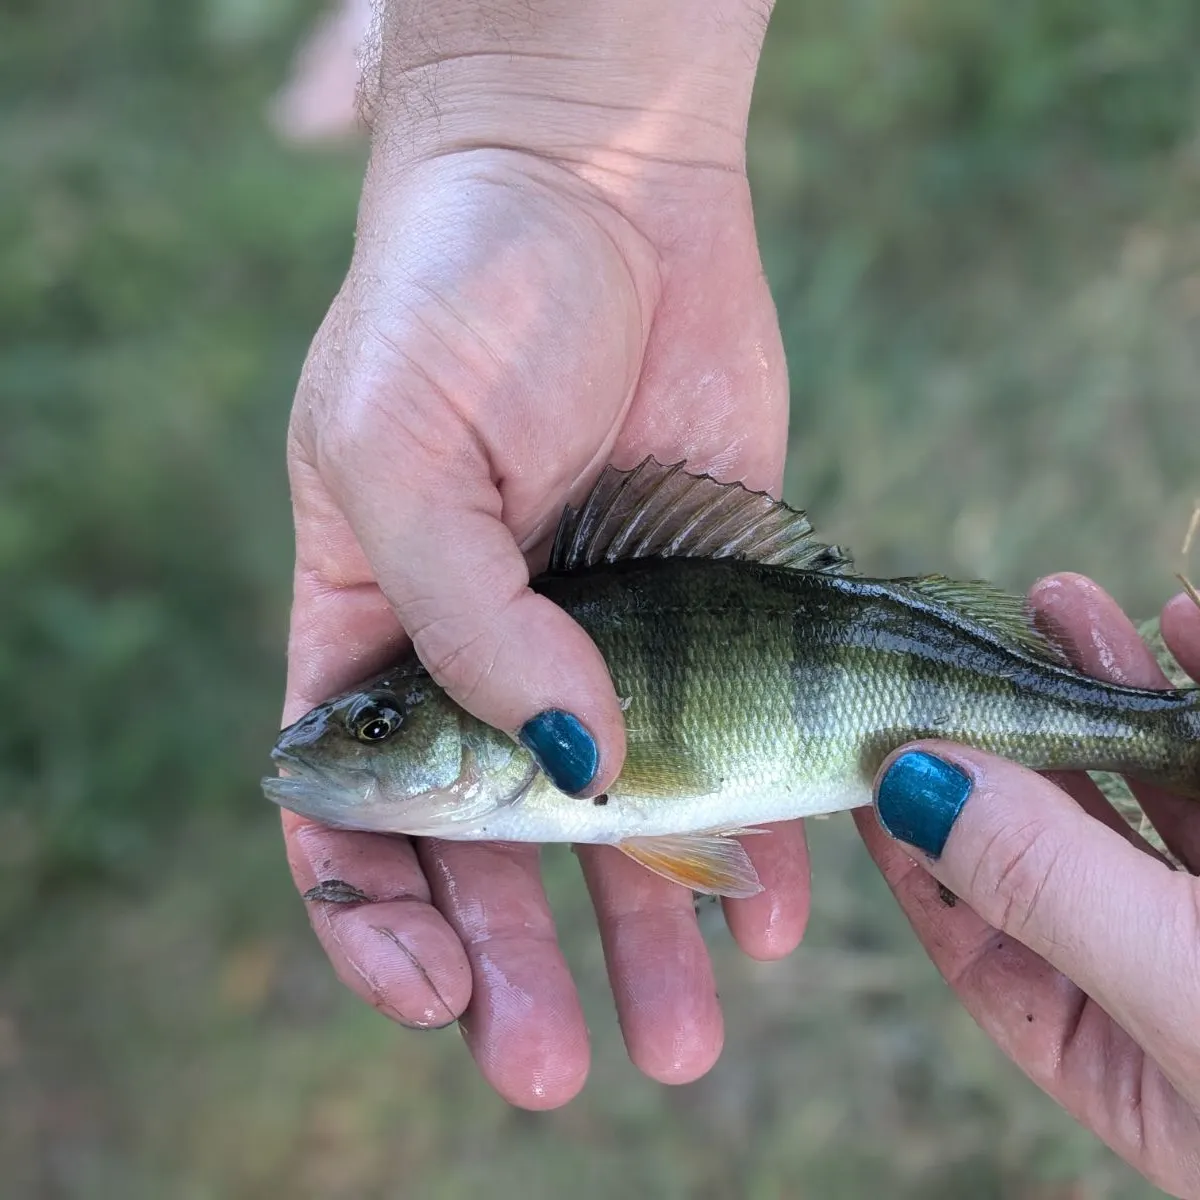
[282,148,805,1107]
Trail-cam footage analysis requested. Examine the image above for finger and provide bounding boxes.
[1041,769,1169,861]
[1030,574,1200,871]
[1162,589,1200,678]
[577,846,724,1084]
[315,433,625,798]
[417,840,590,1110]
[721,820,811,960]
[1138,591,1200,872]
[868,742,1200,1106]
[283,812,472,1028]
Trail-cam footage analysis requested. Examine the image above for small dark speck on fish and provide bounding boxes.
[937,883,958,907]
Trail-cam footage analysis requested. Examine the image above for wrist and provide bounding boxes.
[363,0,773,176]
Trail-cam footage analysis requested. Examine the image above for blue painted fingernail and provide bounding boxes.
[519,710,599,796]
[876,751,972,858]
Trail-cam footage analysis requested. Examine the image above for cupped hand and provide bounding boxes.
[281,144,807,1107]
[859,575,1200,1196]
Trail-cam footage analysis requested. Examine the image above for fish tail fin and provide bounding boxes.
[1131,688,1200,801]
[1185,692,1200,800]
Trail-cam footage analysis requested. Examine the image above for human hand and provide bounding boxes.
[858,574,1200,1196]
[279,0,808,1108]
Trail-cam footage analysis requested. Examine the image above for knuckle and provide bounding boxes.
[408,611,508,712]
[308,330,482,487]
[312,378,404,474]
[969,818,1065,941]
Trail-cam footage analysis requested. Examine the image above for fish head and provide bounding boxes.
[262,660,534,835]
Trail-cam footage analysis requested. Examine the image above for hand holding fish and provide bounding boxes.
[861,576,1200,1197]
[280,0,802,1108]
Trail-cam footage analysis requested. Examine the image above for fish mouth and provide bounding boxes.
[261,750,375,827]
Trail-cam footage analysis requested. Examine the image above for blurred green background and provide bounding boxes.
[2,1,1198,1195]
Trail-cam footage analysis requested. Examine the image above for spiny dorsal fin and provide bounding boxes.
[899,575,1073,667]
[549,457,854,574]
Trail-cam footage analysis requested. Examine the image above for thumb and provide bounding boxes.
[320,448,625,798]
[871,742,1200,1084]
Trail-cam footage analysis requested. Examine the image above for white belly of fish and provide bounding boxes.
[456,769,874,844]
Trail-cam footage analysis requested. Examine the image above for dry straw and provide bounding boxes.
[1180,500,1200,612]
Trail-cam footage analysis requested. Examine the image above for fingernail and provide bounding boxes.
[519,710,599,795]
[876,750,972,858]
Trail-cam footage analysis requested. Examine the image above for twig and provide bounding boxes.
[1180,501,1200,614]
[1183,501,1200,557]
[1178,573,1200,613]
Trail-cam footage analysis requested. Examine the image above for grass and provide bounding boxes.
[2,0,1198,1195]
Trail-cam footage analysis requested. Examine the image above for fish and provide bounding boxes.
[263,458,1200,898]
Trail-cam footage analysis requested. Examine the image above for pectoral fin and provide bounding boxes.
[617,831,764,898]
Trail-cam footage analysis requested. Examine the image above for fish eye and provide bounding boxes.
[350,702,402,743]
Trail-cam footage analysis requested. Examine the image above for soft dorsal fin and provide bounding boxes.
[899,575,1073,667]
[549,457,854,574]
